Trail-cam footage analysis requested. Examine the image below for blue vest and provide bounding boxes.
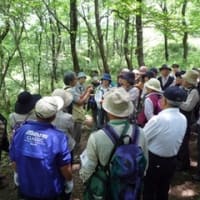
[10,121,71,198]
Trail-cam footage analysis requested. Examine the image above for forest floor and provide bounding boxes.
[0,127,200,200]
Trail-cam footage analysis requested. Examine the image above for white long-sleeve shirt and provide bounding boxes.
[94,85,112,109]
[143,108,187,157]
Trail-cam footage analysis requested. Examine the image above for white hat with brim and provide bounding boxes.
[102,87,134,117]
[145,78,162,93]
[35,96,64,119]
[52,88,73,107]
[182,70,199,85]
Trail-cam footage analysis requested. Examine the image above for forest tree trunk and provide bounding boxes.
[124,18,133,69]
[94,0,109,73]
[163,1,169,61]
[182,0,188,60]
[135,0,145,67]
[70,0,80,73]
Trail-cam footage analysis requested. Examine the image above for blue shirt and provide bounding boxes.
[10,120,71,198]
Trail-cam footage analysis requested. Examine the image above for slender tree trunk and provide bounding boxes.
[37,31,42,94]
[13,20,26,90]
[182,0,188,60]
[86,4,93,62]
[0,20,10,92]
[124,18,133,69]
[17,43,26,90]
[135,0,145,66]
[163,1,169,61]
[70,0,80,73]
[56,20,62,62]
[0,21,10,42]
[94,0,109,73]
[49,17,56,90]
[0,21,23,90]
[130,20,135,66]
[105,8,109,57]
[113,19,117,56]
[164,33,169,61]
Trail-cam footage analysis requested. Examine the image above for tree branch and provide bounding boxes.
[78,5,99,46]
[41,0,70,33]
[0,20,10,42]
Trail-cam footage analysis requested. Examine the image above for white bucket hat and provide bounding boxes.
[102,87,134,117]
[182,70,199,85]
[145,78,162,93]
[35,96,64,119]
[52,88,73,107]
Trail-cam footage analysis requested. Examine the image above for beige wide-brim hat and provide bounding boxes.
[35,96,64,119]
[182,70,199,85]
[52,88,73,107]
[102,87,134,117]
[145,78,162,93]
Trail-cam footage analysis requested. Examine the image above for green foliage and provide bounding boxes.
[145,42,200,69]
[1,0,200,115]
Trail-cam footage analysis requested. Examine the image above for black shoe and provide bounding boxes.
[0,174,6,180]
[176,163,190,171]
[0,179,8,189]
[192,174,200,181]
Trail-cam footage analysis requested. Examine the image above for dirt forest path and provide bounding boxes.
[0,128,200,200]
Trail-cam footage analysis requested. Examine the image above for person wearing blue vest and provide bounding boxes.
[10,96,73,200]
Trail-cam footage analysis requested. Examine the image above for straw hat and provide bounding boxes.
[182,70,199,85]
[102,87,134,117]
[52,88,73,107]
[145,78,162,92]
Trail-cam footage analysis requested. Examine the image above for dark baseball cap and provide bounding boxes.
[163,86,187,102]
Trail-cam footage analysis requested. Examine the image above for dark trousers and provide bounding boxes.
[97,108,108,129]
[18,190,71,200]
[73,121,82,144]
[177,126,190,170]
[143,152,177,200]
[91,108,98,129]
[196,125,200,173]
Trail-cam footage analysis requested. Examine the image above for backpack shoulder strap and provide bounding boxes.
[102,124,119,144]
[132,124,139,145]
[102,122,129,168]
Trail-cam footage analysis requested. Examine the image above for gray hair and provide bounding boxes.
[166,99,182,107]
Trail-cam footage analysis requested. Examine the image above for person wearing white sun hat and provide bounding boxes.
[80,87,148,184]
[137,78,162,127]
[10,96,73,200]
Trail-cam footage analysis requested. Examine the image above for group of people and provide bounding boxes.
[0,64,199,200]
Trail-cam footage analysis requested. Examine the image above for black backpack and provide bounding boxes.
[0,113,9,152]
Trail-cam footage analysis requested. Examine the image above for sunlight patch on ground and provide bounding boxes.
[190,160,197,167]
[169,181,198,198]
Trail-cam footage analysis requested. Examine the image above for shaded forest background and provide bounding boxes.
[1,0,200,114]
